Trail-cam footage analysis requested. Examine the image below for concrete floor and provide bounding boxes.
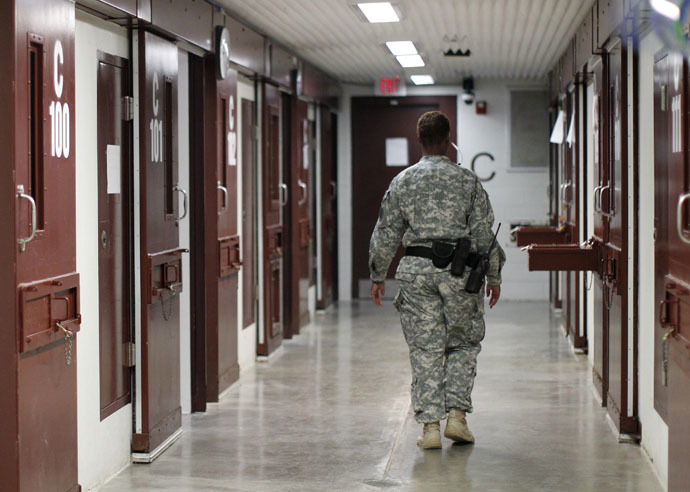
[101,301,663,492]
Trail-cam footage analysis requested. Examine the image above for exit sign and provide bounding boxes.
[378,76,406,96]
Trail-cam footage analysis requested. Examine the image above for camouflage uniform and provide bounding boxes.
[369,154,505,423]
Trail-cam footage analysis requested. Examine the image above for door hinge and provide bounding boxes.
[124,342,136,367]
[122,96,135,121]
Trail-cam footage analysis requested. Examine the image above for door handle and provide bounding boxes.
[280,183,288,207]
[17,185,37,252]
[659,298,679,329]
[677,192,690,244]
[298,178,307,205]
[600,183,615,218]
[330,180,337,200]
[593,185,603,214]
[217,180,228,214]
[173,185,188,223]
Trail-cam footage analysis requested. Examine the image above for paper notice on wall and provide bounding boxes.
[385,137,408,167]
[228,131,237,166]
[106,144,121,194]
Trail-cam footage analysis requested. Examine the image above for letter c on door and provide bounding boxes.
[54,40,63,99]
[153,72,159,117]
[471,152,496,182]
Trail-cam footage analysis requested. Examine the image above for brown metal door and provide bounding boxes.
[653,51,671,420]
[208,61,240,400]
[562,91,579,346]
[351,96,457,297]
[654,49,690,490]
[285,97,313,337]
[11,1,81,490]
[591,56,610,404]
[318,106,337,309]
[604,39,636,434]
[548,113,561,309]
[242,98,257,328]
[134,31,184,453]
[97,52,132,420]
[568,87,586,349]
[259,82,284,355]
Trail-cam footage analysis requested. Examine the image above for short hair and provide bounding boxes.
[417,111,450,147]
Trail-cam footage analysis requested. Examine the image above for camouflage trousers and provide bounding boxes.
[394,271,485,423]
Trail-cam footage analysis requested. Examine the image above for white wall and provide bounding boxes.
[237,79,257,371]
[74,11,132,491]
[337,81,550,301]
[177,50,192,414]
[637,30,669,489]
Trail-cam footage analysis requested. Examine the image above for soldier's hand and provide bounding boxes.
[371,281,385,307]
[486,284,501,309]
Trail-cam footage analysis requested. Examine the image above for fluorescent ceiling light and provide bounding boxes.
[396,54,425,68]
[650,0,681,21]
[386,41,417,56]
[411,75,434,85]
[357,2,400,23]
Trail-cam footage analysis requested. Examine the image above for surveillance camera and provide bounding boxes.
[461,91,475,105]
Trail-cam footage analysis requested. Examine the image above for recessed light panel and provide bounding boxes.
[396,54,425,68]
[386,41,417,56]
[357,2,400,23]
[411,75,435,85]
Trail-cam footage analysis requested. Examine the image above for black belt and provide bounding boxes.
[405,246,481,268]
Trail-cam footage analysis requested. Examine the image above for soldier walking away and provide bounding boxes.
[369,111,505,449]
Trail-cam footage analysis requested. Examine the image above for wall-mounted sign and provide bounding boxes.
[216,26,231,80]
[377,76,406,96]
[385,137,408,166]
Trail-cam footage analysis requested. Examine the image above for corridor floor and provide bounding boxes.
[101,302,663,492]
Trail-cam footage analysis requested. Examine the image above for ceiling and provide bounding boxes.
[216,0,596,85]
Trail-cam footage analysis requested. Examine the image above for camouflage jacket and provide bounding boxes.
[368,154,505,285]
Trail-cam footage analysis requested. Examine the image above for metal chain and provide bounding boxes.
[603,281,613,311]
[161,286,176,321]
[57,321,74,365]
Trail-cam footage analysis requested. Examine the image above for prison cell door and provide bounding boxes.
[259,82,284,356]
[562,89,582,347]
[590,55,610,405]
[133,31,185,454]
[285,97,313,338]
[208,61,240,400]
[11,1,81,490]
[97,52,132,420]
[241,98,257,329]
[318,106,338,309]
[549,105,562,309]
[241,99,257,328]
[604,39,636,434]
[654,50,690,490]
[568,86,586,349]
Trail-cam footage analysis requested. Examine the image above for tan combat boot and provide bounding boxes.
[444,409,475,443]
[416,422,442,449]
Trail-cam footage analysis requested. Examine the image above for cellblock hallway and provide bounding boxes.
[100,301,661,492]
[5,0,690,490]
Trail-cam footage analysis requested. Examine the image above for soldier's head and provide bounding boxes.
[416,111,451,155]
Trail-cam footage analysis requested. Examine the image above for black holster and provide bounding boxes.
[450,238,471,277]
[431,241,455,268]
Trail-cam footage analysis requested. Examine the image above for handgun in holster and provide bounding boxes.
[450,238,472,276]
[465,223,501,294]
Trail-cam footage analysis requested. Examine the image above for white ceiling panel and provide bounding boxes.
[216,0,595,84]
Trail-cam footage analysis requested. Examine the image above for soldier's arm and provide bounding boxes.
[486,242,506,287]
[369,179,406,283]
